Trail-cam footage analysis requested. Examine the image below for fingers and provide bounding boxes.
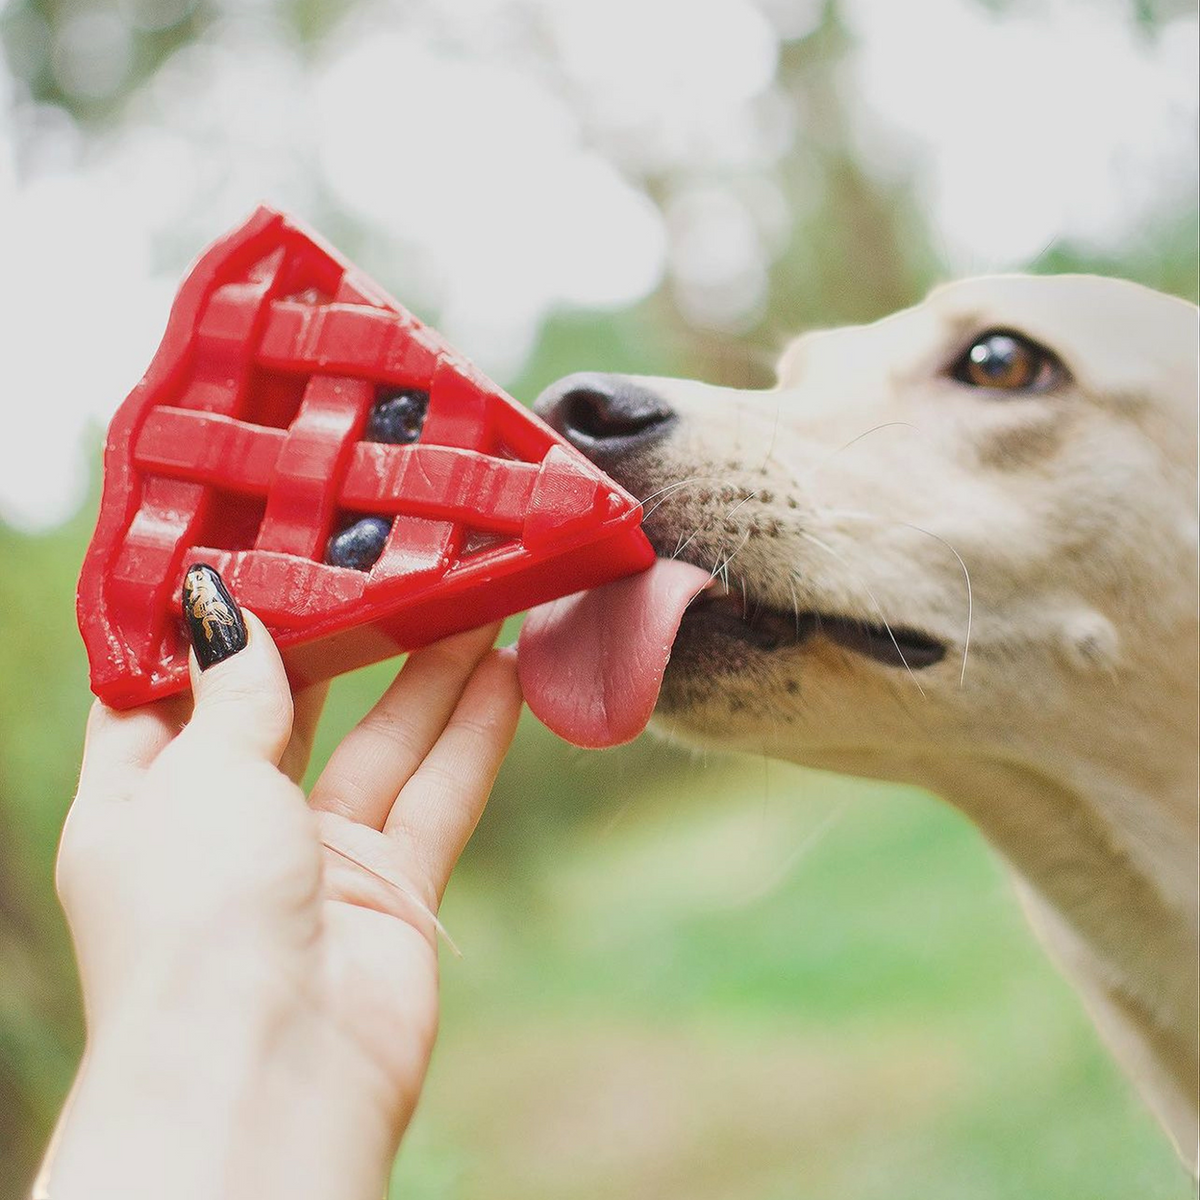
[184,609,293,764]
[78,564,296,806]
[384,646,522,905]
[76,695,191,799]
[309,623,501,829]
[179,576,294,766]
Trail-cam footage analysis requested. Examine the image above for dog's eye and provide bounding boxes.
[951,330,1064,393]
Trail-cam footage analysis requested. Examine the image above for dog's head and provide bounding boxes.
[521,275,1198,779]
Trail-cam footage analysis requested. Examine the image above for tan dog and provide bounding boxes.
[525,276,1199,1167]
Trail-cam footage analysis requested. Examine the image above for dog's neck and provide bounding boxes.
[840,733,1198,1165]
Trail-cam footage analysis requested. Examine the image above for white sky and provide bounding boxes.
[0,0,1195,531]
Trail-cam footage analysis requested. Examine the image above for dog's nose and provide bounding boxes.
[534,373,675,460]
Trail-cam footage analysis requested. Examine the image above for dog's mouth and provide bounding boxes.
[680,583,946,667]
[519,558,946,749]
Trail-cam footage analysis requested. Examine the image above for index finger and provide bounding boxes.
[384,645,522,906]
[76,695,191,798]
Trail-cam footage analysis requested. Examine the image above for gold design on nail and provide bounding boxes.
[184,567,238,643]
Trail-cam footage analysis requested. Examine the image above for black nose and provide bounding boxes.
[534,373,675,458]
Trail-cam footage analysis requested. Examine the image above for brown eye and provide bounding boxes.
[952,330,1063,392]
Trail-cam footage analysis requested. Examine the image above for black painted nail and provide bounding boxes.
[182,563,247,670]
[326,516,392,571]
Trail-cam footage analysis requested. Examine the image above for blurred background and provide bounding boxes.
[1,0,1196,1195]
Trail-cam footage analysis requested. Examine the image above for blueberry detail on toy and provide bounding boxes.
[326,516,393,571]
[365,388,429,445]
[329,388,428,569]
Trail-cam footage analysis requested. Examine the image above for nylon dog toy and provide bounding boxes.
[78,206,653,707]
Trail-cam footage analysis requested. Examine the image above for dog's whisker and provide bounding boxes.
[321,840,461,957]
[722,531,753,588]
[722,490,760,520]
[794,530,927,698]
[758,396,783,473]
[809,422,921,480]
[673,524,703,559]
[1029,234,1061,269]
[639,476,719,522]
[708,530,751,588]
[721,801,850,909]
[787,575,803,636]
[638,476,707,506]
[643,496,680,522]
[898,522,974,688]
[674,490,758,561]
[824,508,974,688]
[705,537,727,586]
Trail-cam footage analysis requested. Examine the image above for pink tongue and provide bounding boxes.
[519,559,712,748]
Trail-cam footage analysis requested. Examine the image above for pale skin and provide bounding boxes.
[40,612,522,1200]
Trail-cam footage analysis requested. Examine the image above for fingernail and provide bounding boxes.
[181,563,247,670]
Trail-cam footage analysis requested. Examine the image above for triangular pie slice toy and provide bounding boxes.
[78,206,654,708]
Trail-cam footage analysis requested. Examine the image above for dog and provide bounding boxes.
[523,275,1199,1169]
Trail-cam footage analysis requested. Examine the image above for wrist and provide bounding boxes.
[45,1001,399,1200]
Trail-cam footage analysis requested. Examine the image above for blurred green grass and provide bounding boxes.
[383,752,1189,1200]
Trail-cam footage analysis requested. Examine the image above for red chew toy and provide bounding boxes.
[78,206,654,708]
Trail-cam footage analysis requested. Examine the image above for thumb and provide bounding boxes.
[178,563,294,765]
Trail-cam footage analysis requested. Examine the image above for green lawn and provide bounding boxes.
[375,722,1187,1200]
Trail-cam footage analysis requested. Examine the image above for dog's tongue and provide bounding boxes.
[519,559,711,748]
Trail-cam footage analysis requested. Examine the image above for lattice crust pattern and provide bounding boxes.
[78,207,654,708]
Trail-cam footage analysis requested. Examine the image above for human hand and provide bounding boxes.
[42,565,522,1200]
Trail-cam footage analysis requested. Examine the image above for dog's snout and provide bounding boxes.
[534,373,675,458]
